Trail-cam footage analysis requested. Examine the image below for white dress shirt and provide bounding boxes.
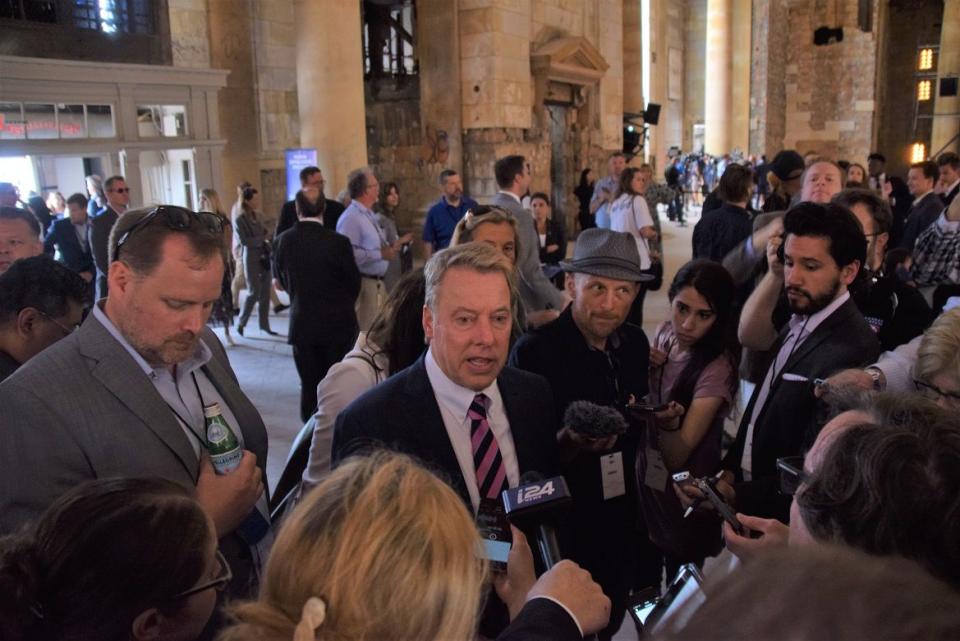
[425,347,519,513]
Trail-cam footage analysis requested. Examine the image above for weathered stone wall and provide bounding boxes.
[781,0,881,162]
[749,0,788,157]
[876,0,945,176]
[169,0,211,68]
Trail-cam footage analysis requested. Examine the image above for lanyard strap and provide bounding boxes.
[162,372,207,449]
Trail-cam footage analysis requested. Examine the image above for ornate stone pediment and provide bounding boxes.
[531,37,610,86]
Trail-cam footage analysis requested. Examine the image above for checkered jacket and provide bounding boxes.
[913,214,960,286]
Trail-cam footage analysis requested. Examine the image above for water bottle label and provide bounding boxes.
[207,423,230,446]
[210,447,243,474]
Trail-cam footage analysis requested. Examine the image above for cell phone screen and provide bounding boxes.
[476,498,511,570]
[481,538,511,565]
[633,598,658,625]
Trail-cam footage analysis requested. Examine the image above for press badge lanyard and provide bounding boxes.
[161,371,209,450]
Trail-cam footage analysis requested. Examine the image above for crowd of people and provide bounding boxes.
[0,144,959,641]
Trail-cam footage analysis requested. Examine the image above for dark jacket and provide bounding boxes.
[90,206,119,299]
[273,220,361,346]
[332,355,559,507]
[44,217,94,275]
[899,191,945,251]
[537,217,566,264]
[852,272,934,351]
[275,198,346,238]
[723,297,880,520]
[692,202,753,262]
[509,307,651,635]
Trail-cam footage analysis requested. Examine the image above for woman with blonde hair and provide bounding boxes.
[200,188,237,345]
[222,452,486,641]
[914,308,960,410]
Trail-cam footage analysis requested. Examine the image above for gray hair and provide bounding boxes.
[347,167,374,200]
[424,243,516,313]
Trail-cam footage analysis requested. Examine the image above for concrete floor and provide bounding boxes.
[219,204,699,489]
[217,204,700,641]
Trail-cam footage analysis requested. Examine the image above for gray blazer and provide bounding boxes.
[0,312,269,596]
[489,192,565,312]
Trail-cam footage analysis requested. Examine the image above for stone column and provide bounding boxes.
[293,0,368,194]
[623,0,644,116]
[704,0,732,155]
[418,0,463,173]
[931,0,960,154]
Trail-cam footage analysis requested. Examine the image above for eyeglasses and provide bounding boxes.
[36,309,81,336]
[914,379,960,407]
[109,187,130,194]
[115,205,224,258]
[172,550,232,600]
[776,456,808,496]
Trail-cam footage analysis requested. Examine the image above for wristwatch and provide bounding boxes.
[864,366,885,391]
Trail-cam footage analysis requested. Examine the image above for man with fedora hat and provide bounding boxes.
[510,228,659,640]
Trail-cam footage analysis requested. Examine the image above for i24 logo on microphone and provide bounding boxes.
[517,481,555,504]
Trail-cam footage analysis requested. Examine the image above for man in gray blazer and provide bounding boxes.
[0,206,269,602]
[490,155,568,318]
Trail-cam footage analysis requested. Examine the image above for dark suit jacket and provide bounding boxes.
[44,217,94,275]
[273,220,361,346]
[723,297,880,520]
[276,198,346,238]
[537,217,567,264]
[0,313,269,598]
[944,182,958,207]
[90,206,119,298]
[332,356,559,507]
[899,192,945,251]
[496,599,580,641]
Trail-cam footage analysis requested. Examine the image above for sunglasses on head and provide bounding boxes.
[115,205,224,258]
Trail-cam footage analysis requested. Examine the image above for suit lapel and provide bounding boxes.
[498,369,533,474]
[80,314,199,479]
[401,358,470,500]
[779,299,856,375]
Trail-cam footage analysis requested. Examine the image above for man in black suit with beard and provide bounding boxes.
[714,202,881,521]
[273,187,360,421]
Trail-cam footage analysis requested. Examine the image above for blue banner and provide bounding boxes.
[285,148,318,201]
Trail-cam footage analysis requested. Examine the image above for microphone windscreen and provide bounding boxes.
[519,470,545,485]
[563,400,628,438]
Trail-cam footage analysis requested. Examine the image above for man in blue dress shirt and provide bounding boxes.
[422,169,478,258]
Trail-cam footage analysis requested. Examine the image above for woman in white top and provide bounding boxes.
[609,166,658,326]
[298,270,427,493]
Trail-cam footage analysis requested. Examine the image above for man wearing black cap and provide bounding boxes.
[510,228,656,640]
[762,150,805,213]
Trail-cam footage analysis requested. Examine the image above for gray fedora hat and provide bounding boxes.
[559,228,653,282]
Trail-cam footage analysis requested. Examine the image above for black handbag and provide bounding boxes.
[258,240,272,271]
[642,259,664,291]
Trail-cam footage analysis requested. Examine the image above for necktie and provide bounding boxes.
[468,393,507,500]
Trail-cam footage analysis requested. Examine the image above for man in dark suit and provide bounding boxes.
[713,202,881,522]
[89,174,130,299]
[0,206,270,613]
[333,243,570,636]
[275,165,346,237]
[938,151,959,207]
[899,160,945,251]
[44,192,95,286]
[274,187,361,422]
[333,242,559,507]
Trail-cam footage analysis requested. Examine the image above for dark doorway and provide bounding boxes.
[547,103,579,239]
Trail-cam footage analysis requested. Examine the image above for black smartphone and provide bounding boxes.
[476,498,511,571]
[627,402,670,414]
[694,477,746,537]
[628,586,661,635]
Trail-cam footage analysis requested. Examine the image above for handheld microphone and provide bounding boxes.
[502,471,571,569]
[564,400,628,438]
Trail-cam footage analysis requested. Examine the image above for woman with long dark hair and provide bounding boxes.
[638,259,739,575]
[0,478,221,641]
